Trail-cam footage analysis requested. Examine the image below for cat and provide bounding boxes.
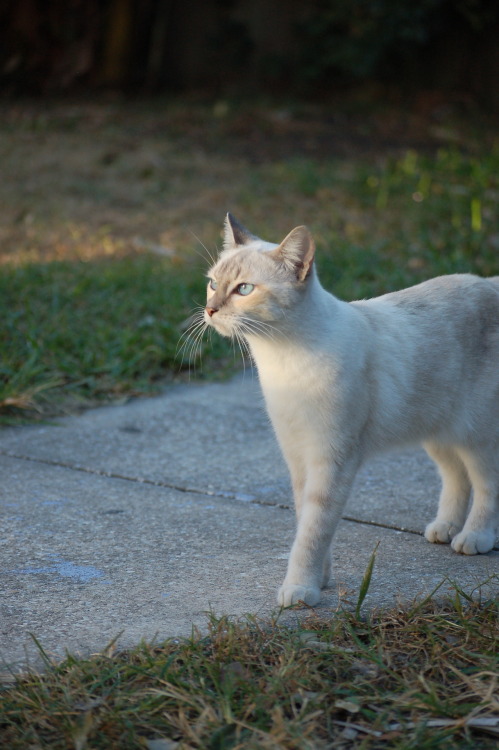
[203,213,499,606]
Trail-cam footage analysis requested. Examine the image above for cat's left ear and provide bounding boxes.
[223,213,258,249]
[272,226,315,281]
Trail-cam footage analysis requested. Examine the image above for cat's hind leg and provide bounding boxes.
[424,442,471,544]
[450,445,498,555]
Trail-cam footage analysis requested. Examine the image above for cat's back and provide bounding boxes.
[353,273,499,325]
[345,273,499,446]
[349,272,499,375]
[377,272,497,308]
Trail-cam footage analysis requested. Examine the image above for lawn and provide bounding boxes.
[0,98,498,420]
[1,579,498,748]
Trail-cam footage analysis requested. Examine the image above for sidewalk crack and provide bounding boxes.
[0,449,422,536]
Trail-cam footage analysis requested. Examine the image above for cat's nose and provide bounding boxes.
[206,306,218,317]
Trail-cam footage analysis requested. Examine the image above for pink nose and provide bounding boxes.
[206,306,218,317]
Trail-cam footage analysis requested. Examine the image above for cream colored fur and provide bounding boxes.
[203,213,499,606]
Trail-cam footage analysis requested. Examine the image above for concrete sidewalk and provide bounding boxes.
[1,374,498,672]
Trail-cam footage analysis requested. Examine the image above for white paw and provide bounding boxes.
[425,519,461,544]
[451,529,495,555]
[277,583,321,607]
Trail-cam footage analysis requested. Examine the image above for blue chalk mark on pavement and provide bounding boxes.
[6,554,111,584]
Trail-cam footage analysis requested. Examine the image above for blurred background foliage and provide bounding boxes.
[1,0,499,108]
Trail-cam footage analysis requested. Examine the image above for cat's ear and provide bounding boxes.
[224,212,257,249]
[272,226,315,281]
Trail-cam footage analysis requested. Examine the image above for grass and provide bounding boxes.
[0,580,497,749]
[0,255,232,421]
[0,99,498,420]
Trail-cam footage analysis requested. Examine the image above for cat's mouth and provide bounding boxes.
[204,310,234,337]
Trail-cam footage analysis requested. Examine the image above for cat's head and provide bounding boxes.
[204,213,315,338]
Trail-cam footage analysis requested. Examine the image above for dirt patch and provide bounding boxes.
[1,97,494,265]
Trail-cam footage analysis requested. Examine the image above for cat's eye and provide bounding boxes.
[209,278,217,291]
[236,283,255,296]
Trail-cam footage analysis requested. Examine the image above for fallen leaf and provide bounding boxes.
[335,699,360,714]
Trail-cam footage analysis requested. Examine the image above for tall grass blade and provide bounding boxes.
[28,633,54,669]
[355,541,380,620]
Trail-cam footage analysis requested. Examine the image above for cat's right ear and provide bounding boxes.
[272,226,315,282]
[223,213,257,249]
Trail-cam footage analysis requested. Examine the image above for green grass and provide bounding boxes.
[0,102,498,420]
[255,147,499,300]
[1,581,497,749]
[0,255,233,420]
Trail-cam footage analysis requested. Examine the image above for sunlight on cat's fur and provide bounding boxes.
[197,213,499,607]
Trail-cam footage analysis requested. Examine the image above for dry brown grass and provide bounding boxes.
[1,583,497,749]
[1,97,496,266]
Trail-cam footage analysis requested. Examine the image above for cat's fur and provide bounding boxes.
[204,213,499,606]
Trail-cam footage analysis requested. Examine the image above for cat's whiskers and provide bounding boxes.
[232,323,253,375]
[176,308,205,354]
[189,231,218,267]
[237,324,254,356]
[190,321,210,364]
[239,316,286,343]
[176,307,209,374]
[238,315,274,334]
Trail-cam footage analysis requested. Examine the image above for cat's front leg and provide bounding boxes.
[278,461,356,607]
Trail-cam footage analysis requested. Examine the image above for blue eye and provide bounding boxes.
[236,283,255,296]
[209,279,217,291]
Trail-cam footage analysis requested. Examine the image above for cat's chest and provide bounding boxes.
[252,339,330,387]
[254,344,338,422]
[249,332,369,446]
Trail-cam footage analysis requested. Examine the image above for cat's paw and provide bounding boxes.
[277,583,321,607]
[451,528,495,555]
[424,519,461,544]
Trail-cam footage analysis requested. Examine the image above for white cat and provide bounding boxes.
[203,213,499,606]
